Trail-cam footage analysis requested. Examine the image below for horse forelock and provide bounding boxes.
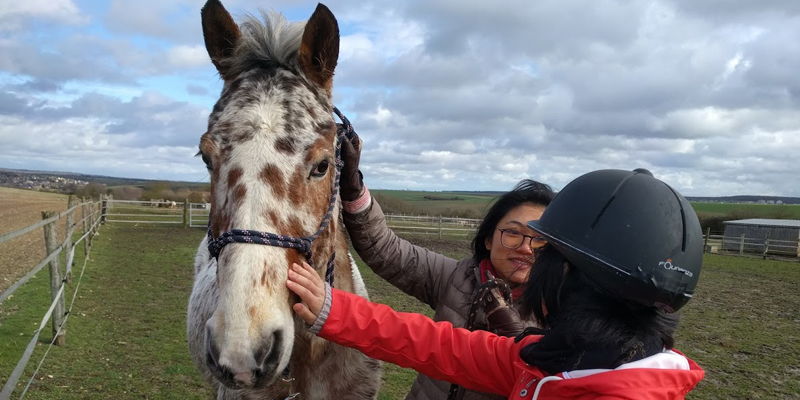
[222,10,306,81]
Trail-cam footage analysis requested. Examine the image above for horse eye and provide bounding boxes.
[311,160,329,178]
[201,153,213,170]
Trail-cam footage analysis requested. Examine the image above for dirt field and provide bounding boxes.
[0,187,73,294]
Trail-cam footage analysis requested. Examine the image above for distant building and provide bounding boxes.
[722,219,800,257]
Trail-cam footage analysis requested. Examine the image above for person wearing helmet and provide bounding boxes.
[287,168,705,399]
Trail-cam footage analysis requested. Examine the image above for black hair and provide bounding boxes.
[520,245,679,351]
[471,179,554,263]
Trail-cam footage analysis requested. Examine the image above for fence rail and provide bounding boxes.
[103,203,800,257]
[0,195,103,400]
[705,233,800,258]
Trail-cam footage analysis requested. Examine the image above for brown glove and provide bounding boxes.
[476,272,524,337]
[339,123,365,202]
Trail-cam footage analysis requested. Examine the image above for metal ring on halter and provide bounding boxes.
[206,107,351,287]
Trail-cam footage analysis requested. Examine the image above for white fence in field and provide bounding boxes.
[100,200,800,257]
[99,199,210,228]
[704,233,800,258]
[384,213,481,238]
[101,201,481,237]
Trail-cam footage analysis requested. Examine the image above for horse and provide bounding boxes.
[187,1,382,399]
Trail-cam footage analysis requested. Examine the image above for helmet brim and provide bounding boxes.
[527,219,689,312]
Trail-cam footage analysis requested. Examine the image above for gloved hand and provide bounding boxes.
[339,123,365,202]
[476,272,524,337]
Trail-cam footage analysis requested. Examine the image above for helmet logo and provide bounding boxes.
[658,258,694,277]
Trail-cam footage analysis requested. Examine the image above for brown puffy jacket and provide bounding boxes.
[343,199,538,400]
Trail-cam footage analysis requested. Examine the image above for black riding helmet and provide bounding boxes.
[527,169,703,312]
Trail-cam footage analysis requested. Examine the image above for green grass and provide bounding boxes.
[0,225,211,399]
[690,202,800,218]
[373,190,495,217]
[2,227,799,399]
[676,254,800,399]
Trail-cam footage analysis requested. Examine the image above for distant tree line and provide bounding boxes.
[71,181,209,203]
[422,195,465,201]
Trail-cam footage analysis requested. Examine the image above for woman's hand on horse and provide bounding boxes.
[339,126,364,202]
[286,262,325,325]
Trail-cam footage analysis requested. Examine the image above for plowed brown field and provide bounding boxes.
[0,188,73,293]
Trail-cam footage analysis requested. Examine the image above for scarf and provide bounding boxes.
[478,259,525,299]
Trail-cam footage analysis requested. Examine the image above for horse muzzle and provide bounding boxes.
[204,322,285,389]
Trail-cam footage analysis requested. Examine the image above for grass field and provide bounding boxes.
[372,188,800,221]
[372,190,496,217]
[1,225,798,399]
[690,202,800,218]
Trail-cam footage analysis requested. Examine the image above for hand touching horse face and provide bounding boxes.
[187,2,380,398]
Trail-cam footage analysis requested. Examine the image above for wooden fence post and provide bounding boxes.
[82,197,90,255]
[64,196,76,284]
[89,200,97,241]
[739,233,745,255]
[42,212,66,346]
[438,215,443,239]
[184,199,190,228]
[100,195,108,224]
[703,227,710,254]
[763,232,770,260]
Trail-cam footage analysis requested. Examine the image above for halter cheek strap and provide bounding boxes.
[206,107,353,287]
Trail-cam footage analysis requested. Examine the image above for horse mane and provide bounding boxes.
[224,11,306,77]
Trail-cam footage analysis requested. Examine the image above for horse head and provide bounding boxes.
[197,0,341,389]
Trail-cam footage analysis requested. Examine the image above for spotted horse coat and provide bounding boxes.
[187,2,381,399]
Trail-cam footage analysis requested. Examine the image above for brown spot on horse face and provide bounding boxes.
[261,270,267,286]
[266,210,280,227]
[285,250,304,278]
[227,167,243,189]
[249,306,257,318]
[261,164,287,199]
[275,136,298,154]
[314,119,336,136]
[233,184,247,207]
[284,216,305,238]
[288,168,307,207]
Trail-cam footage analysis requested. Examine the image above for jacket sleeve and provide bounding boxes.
[343,197,460,309]
[318,288,527,396]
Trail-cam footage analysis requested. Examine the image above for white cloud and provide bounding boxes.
[166,45,209,69]
[1,0,799,197]
[0,0,87,30]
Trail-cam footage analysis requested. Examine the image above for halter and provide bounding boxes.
[207,107,354,287]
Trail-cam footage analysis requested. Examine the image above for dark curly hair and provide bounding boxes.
[471,179,555,263]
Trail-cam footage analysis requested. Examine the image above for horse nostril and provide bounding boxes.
[204,324,223,373]
[254,330,283,375]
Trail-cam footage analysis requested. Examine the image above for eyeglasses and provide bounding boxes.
[498,229,548,252]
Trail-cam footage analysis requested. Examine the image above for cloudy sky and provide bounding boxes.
[1,0,799,196]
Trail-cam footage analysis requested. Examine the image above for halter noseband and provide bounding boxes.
[206,107,354,287]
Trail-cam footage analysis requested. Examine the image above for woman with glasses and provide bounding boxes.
[339,129,554,400]
[289,168,705,400]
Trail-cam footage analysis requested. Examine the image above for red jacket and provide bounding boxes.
[318,289,704,400]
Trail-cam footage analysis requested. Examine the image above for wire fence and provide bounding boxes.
[0,196,103,400]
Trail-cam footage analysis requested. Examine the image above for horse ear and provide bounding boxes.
[201,0,241,80]
[299,3,340,91]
